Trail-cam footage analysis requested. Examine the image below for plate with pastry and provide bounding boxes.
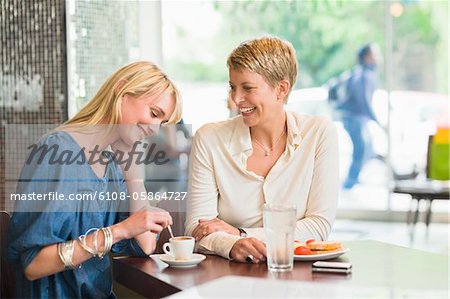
[293,240,349,261]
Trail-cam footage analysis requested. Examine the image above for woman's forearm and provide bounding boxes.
[134,231,157,255]
[24,224,127,281]
[295,215,332,241]
[122,165,159,254]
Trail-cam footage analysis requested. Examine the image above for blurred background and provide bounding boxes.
[1,0,448,256]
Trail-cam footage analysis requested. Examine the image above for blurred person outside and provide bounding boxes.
[332,43,383,189]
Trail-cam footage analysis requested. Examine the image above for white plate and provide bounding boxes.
[294,248,350,262]
[157,253,206,268]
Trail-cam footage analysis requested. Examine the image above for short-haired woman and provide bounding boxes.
[185,37,339,263]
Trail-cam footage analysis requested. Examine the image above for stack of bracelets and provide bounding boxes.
[57,227,113,270]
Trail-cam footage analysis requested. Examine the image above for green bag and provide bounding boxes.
[429,142,450,180]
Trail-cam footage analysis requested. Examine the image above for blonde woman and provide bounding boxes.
[186,37,339,263]
[7,61,182,298]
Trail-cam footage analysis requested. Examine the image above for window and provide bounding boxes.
[162,0,448,215]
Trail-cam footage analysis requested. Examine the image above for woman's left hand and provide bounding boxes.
[192,218,240,241]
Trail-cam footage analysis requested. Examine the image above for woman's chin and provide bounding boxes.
[243,118,258,128]
[121,135,143,148]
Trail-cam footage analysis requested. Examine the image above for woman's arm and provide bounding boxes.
[112,139,172,254]
[120,174,159,254]
[295,119,339,241]
[24,208,170,280]
[185,128,246,259]
[25,224,124,281]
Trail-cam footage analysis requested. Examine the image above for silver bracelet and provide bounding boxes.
[78,235,97,256]
[93,229,99,254]
[58,240,79,269]
[77,227,113,259]
[77,228,100,257]
[100,227,113,258]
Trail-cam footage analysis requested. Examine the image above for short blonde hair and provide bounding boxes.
[65,61,182,126]
[227,36,298,101]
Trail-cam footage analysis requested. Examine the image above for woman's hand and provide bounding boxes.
[114,207,173,239]
[191,218,240,241]
[230,238,266,263]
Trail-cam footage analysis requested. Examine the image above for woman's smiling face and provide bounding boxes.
[118,90,176,145]
[229,68,282,128]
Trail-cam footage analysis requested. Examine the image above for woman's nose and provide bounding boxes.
[232,93,244,105]
[141,123,160,136]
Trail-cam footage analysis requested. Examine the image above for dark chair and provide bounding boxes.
[393,136,450,228]
[1,211,15,298]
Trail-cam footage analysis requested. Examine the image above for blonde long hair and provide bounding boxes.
[65,61,182,126]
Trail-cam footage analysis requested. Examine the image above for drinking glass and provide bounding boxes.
[263,204,297,272]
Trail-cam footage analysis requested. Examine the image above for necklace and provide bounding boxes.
[252,127,286,156]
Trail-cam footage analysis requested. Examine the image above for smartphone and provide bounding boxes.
[312,261,352,274]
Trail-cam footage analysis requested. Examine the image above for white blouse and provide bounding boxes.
[185,111,339,259]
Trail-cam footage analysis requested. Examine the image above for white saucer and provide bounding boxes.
[157,253,206,268]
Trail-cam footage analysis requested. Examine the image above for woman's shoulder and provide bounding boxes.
[34,130,79,150]
[288,112,337,142]
[195,116,242,140]
[24,130,81,164]
[289,111,334,131]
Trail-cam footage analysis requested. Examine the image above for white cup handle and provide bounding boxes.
[163,243,173,256]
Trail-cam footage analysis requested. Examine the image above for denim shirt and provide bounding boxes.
[7,131,146,298]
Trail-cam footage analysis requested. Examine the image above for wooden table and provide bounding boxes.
[113,240,448,298]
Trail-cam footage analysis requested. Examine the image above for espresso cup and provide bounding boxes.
[163,236,195,260]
